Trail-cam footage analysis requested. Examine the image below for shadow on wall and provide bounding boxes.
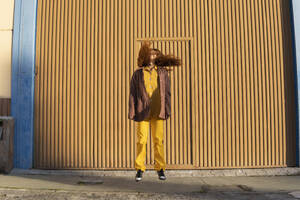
[281,0,298,166]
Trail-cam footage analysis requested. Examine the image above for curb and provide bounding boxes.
[10,167,300,177]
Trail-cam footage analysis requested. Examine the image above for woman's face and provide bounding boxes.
[149,51,158,64]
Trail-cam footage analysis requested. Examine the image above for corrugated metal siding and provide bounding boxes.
[34,0,295,169]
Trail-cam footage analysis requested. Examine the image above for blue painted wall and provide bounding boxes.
[291,0,300,167]
[11,0,38,169]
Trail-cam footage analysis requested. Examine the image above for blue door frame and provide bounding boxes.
[11,0,300,168]
[11,0,38,168]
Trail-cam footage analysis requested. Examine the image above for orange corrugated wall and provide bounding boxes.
[34,0,296,169]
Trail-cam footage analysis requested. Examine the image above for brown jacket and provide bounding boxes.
[128,67,171,121]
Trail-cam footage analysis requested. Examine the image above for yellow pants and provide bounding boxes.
[135,118,166,172]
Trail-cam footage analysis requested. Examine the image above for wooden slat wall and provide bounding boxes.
[0,99,11,116]
[34,0,295,169]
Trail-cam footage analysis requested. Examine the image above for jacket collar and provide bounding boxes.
[143,65,158,72]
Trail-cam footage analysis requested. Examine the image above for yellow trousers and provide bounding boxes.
[135,118,166,172]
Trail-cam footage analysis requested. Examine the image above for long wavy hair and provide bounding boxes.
[137,41,182,71]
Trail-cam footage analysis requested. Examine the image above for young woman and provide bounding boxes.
[128,41,181,182]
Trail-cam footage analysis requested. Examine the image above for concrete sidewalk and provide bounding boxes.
[0,168,300,199]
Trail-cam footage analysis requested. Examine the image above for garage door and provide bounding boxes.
[34,0,296,169]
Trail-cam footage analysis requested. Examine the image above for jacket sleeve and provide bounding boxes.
[166,71,171,95]
[165,70,171,116]
[128,72,136,120]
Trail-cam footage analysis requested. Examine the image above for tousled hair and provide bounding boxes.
[137,41,182,71]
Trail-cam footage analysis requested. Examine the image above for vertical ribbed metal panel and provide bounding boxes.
[35,0,136,169]
[34,0,295,169]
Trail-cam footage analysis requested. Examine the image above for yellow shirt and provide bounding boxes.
[143,66,161,119]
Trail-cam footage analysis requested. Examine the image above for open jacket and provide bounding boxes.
[128,67,171,121]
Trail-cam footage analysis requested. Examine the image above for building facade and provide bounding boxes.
[1,0,299,169]
[0,1,14,115]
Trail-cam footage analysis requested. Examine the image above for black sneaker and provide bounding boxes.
[135,169,144,182]
[157,169,166,180]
